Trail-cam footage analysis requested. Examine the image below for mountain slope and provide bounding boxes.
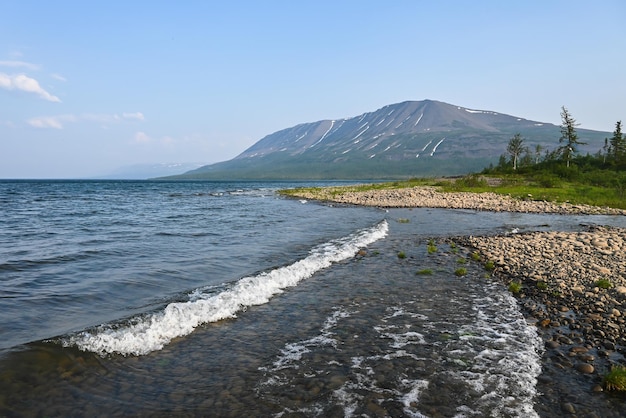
[173,100,609,180]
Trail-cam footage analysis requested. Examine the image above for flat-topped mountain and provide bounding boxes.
[172,100,609,179]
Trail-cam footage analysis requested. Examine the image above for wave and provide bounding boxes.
[61,220,388,356]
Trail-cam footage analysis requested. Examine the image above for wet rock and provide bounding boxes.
[562,402,576,414]
[576,363,595,374]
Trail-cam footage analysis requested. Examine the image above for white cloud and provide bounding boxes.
[27,112,144,129]
[132,132,180,146]
[134,131,151,143]
[0,72,61,102]
[0,60,39,70]
[27,115,76,129]
[123,112,144,121]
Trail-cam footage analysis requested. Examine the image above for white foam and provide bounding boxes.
[63,221,388,356]
[444,287,543,417]
[262,308,352,372]
[400,379,429,418]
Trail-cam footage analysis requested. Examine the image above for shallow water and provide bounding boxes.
[2,180,626,417]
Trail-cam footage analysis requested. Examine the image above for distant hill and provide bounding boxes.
[168,100,610,180]
[97,162,207,179]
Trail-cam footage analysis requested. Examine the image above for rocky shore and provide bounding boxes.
[291,185,626,215]
[456,226,626,415]
[289,185,626,415]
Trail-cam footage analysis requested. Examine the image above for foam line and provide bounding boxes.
[63,221,388,356]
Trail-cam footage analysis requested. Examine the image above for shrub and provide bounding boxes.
[397,251,406,259]
[604,366,626,391]
[595,278,613,289]
[484,260,495,271]
[537,281,548,290]
[457,258,467,264]
[470,252,481,261]
[454,267,467,276]
[534,173,561,188]
[508,281,522,294]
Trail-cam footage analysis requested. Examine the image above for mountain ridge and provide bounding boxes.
[170,100,609,180]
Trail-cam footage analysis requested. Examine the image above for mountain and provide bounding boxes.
[170,100,609,180]
[97,162,207,179]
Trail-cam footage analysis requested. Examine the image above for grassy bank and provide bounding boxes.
[279,174,626,210]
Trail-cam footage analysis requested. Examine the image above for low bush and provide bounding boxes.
[508,281,522,294]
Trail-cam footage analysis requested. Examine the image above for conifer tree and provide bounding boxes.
[609,120,624,165]
[559,106,585,167]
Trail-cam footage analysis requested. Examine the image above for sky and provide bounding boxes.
[1,1,625,178]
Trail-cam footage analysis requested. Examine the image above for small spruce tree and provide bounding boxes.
[559,106,585,167]
[609,120,625,165]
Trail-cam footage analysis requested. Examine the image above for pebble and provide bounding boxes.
[576,363,595,374]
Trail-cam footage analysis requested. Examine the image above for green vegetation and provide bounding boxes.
[537,281,548,291]
[604,366,626,391]
[484,260,495,271]
[454,267,467,276]
[397,251,406,259]
[397,218,410,223]
[427,239,438,254]
[470,252,481,261]
[595,278,613,289]
[508,281,522,294]
[480,110,625,208]
[456,258,467,264]
[416,269,434,275]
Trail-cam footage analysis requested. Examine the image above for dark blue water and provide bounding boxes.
[2,180,626,417]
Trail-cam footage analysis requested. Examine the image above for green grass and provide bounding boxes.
[454,267,467,276]
[397,218,410,223]
[484,260,495,271]
[456,258,467,264]
[397,251,406,259]
[470,252,481,261]
[604,366,626,391]
[537,281,548,290]
[416,269,434,275]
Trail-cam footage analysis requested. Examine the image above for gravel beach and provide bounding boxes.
[288,185,626,415]
[291,185,626,215]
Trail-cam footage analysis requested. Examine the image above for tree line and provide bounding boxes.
[490,106,625,173]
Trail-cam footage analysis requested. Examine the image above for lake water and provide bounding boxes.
[1,180,625,417]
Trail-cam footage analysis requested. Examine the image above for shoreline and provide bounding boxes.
[289,185,626,215]
[288,185,626,413]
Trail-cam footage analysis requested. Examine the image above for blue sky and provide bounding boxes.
[1,1,624,178]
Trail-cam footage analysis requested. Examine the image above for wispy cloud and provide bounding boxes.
[28,112,145,129]
[0,60,40,70]
[27,115,76,129]
[132,131,176,145]
[50,73,67,82]
[123,112,144,121]
[0,73,61,102]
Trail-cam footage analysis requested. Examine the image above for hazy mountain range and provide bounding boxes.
[166,100,609,180]
[98,162,207,179]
